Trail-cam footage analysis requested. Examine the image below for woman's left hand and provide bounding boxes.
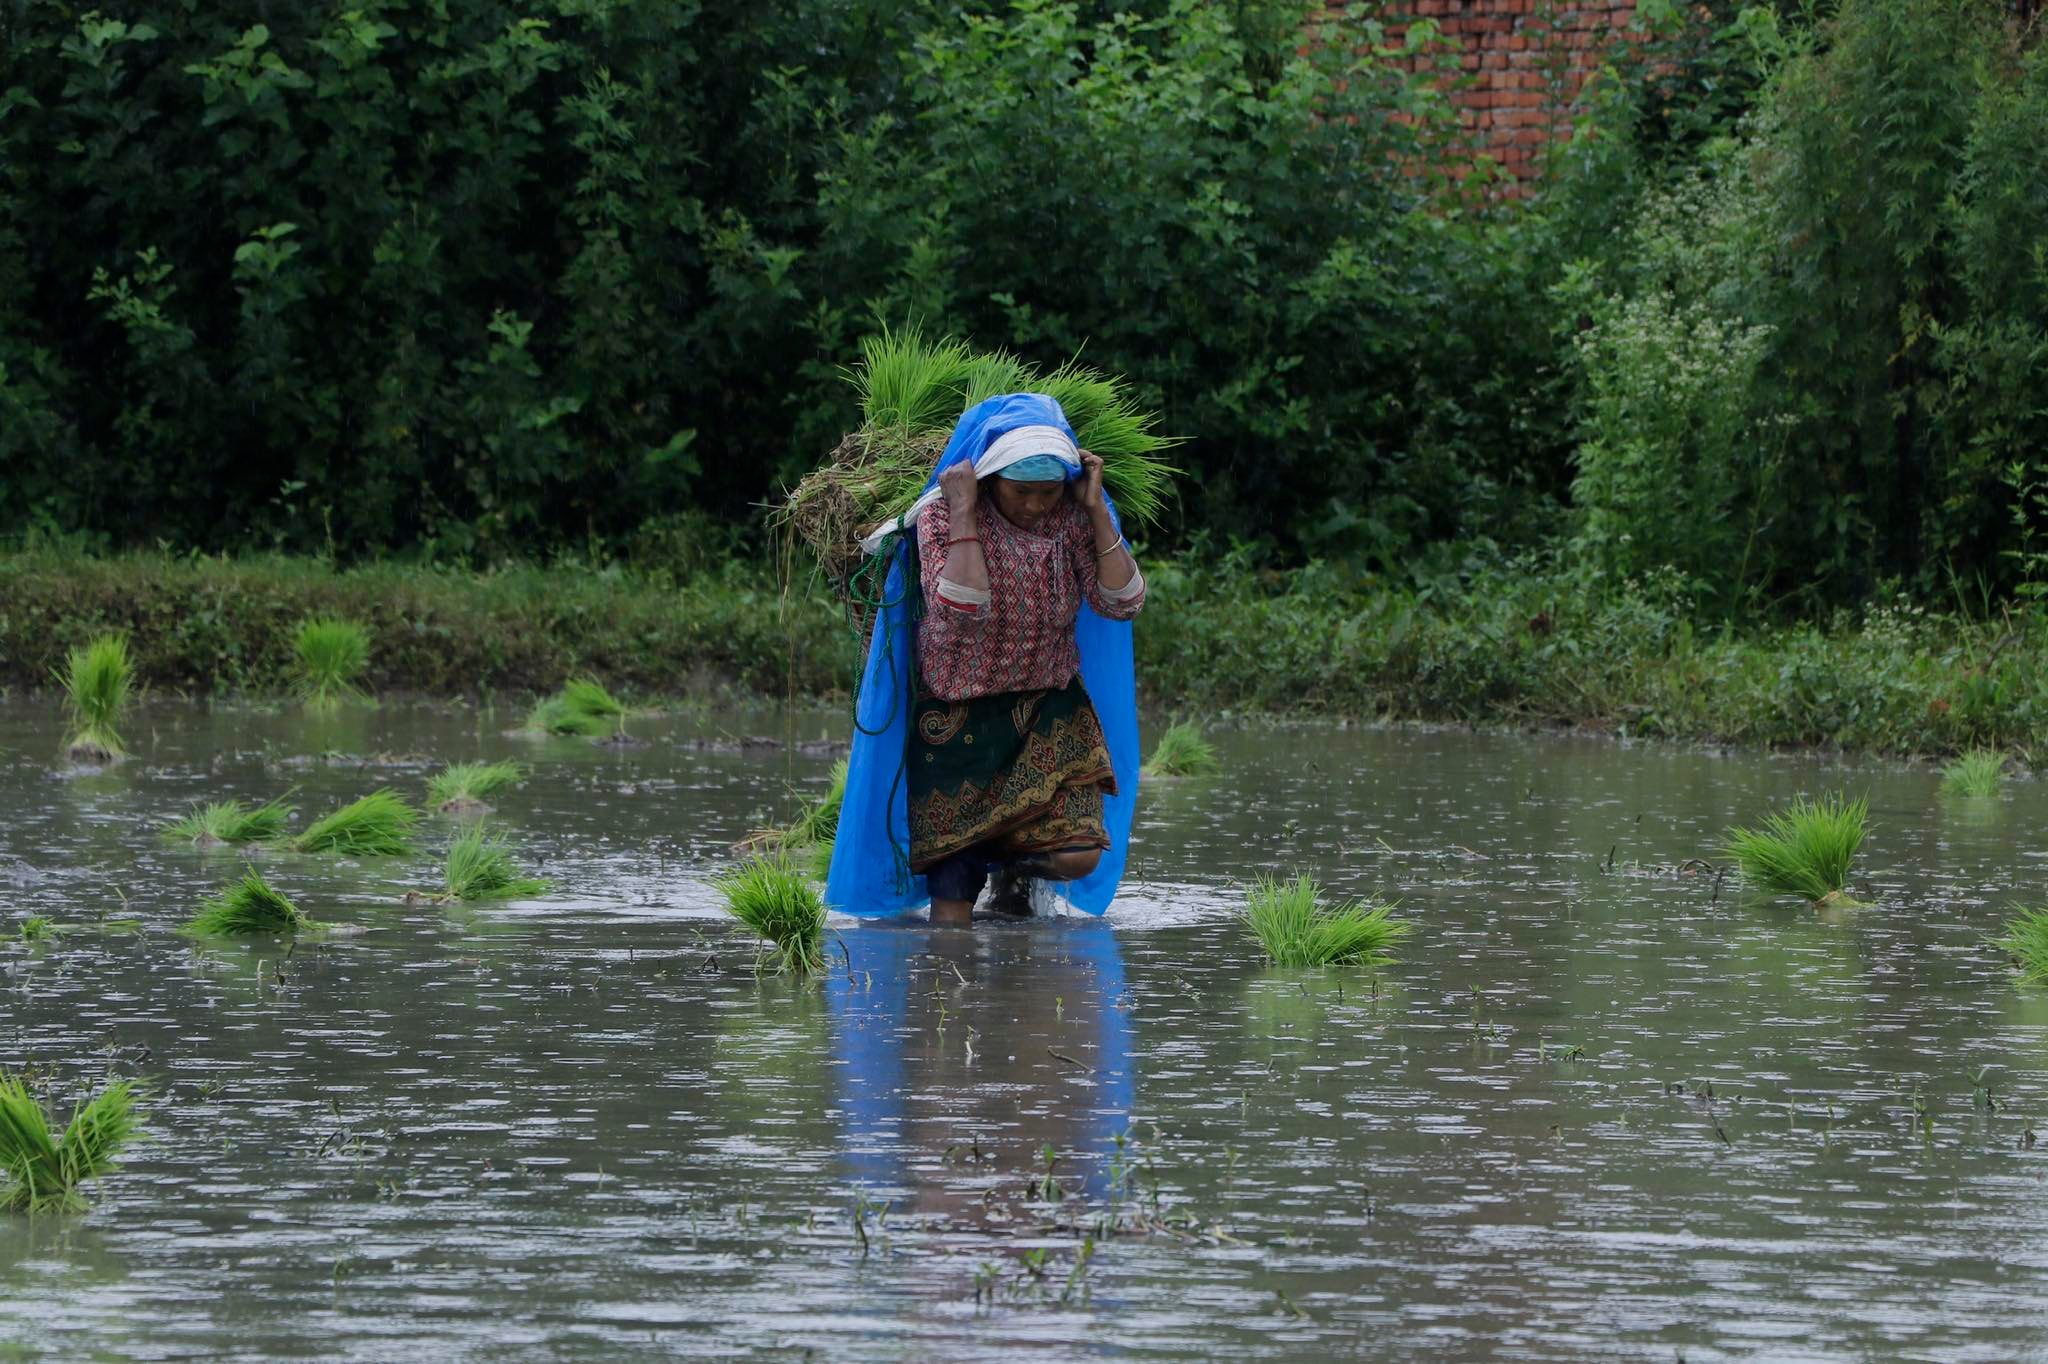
[1076,450,1106,513]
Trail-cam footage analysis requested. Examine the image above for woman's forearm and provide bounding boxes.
[942,501,992,593]
[1090,507,1135,590]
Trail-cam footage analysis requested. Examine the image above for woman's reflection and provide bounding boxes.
[828,918,1135,1206]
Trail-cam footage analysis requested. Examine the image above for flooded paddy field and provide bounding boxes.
[4,698,2047,1361]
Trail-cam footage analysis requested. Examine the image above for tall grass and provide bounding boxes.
[291,618,371,709]
[1243,875,1409,968]
[1941,749,2005,797]
[1141,720,1219,778]
[428,760,526,812]
[1994,908,2048,984]
[526,678,628,736]
[1725,792,1867,903]
[162,796,295,846]
[56,634,134,761]
[291,789,420,855]
[716,857,827,976]
[440,824,551,901]
[186,867,307,936]
[0,1076,143,1214]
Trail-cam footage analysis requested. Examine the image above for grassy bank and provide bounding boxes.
[2,549,2042,757]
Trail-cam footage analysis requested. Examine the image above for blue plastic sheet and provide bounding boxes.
[823,393,1140,918]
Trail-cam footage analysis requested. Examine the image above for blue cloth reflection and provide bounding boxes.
[828,919,1135,1195]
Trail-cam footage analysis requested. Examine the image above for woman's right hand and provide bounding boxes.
[938,461,978,514]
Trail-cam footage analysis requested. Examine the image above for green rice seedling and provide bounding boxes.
[716,856,828,977]
[807,839,835,883]
[1941,749,2005,797]
[1242,875,1410,969]
[162,795,295,846]
[291,618,372,709]
[779,331,1179,600]
[1994,908,2048,984]
[525,678,628,736]
[16,916,53,943]
[852,323,977,434]
[787,760,847,846]
[1725,792,1867,904]
[291,789,420,856]
[439,824,551,901]
[427,761,526,813]
[56,634,134,762]
[186,867,306,936]
[1141,721,1219,778]
[0,1075,143,1214]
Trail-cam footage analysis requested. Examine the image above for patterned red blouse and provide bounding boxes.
[916,498,1146,701]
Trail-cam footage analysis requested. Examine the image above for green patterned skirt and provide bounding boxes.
[907,675,1117,873]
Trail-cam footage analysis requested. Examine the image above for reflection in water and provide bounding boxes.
[831,919,1134,1199]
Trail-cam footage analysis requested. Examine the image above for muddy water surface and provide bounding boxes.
[2,698,2047,1361]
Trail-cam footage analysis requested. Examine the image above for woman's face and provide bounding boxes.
[986,476,1066,531]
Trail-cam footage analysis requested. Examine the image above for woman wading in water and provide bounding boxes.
[910,440,1146,923]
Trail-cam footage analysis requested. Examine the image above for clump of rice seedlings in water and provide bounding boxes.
[525,678,629,737]
[807,839,835,883]
[1941,749,2005,797]
[1141,720,1219,778]
[15,916,53,943]
[439,824,551,901]
[162,795,295,846]
[0,1075,143,1214]
[185,868,306,936]
[56,634,134,762]
[716,857,827,977]
[1724,792,1867,904]
[291,789,420,856]
[1243,875,1410,968]
[1994,908,2048,984]
[291,618,372,709]
[787,760,847,845]
[427,761,526,814]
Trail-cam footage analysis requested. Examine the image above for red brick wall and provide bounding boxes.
[1329,0,1641,185]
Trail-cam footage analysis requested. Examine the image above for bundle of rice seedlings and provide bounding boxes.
[0,1075,143,1214]
[186,868,307,936]
[291,789,420,856]
[1994,908,2048,983]
[1725,793,1867,904]
[439,824,551,901]
[806,839,834,883]
[15,916,53,943]
[774,325,1178,599]
[716,856,827,977]
[1941,749,2005,797]
[291,618,372,709]
[1243,875,1409,968]
[162,795,295,846]
[525,678,628,737]
[56,634,134,762]
[1142,721,1219,778]
[428,761,526,814]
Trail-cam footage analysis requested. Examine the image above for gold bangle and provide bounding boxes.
[1095,535,1125,560]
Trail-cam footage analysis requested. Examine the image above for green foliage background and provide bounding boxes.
[1,0,2044,612]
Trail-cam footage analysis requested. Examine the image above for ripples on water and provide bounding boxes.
[3,701,2047,1360]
